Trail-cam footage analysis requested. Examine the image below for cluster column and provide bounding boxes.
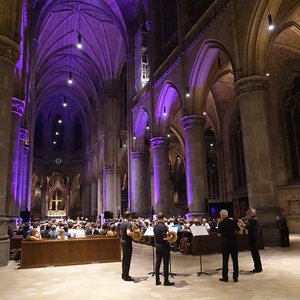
[6,98,25,220]
[131,151,150,217]
[150,137,171,215]
[181,115,208,218]
[0,36,20,267]
[235,75,279,246]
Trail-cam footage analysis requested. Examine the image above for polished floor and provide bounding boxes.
[1,234,300,300]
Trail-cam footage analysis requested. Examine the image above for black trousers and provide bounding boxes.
[121,240,132,278]
[280,228,290,247]
[221,242,239,280]
[249,236,262,271]
[155,245,170,283]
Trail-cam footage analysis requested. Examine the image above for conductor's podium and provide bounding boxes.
[20,236,121,268]
[192,231,264,255]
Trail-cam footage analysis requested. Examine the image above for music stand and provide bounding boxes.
[190,226,211,276]
[168,226,178,278]
[144,227,155,276]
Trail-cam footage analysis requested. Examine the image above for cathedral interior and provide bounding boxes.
[1,0,300,266]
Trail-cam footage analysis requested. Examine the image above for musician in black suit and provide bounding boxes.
[218,209,243,282]
[239,207,263,273]
[153,212,175,286]
[120,211,139,281]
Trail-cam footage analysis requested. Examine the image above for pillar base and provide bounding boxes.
[0,216,9,267]
[186,211,207,221]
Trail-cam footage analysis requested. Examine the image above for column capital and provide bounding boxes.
[131,151,150,160]
[150,137,170,149]
[146,21,151,31]
[12,97,25,117]
[181,114,206,130]
[235,75,268,97]
[0,36,20,64]
[20,128,28,141]
[23,145,29,156]
[125,53,133,62]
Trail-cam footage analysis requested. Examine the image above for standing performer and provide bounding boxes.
[153,212,175,286]
[217,209,243,282]
[238,207,263,273]
[276,209,290,247]
[120,211,139,281]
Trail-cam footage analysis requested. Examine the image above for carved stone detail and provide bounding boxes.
[131,151,150,160]
[150,137,170,149]
[23,145,29,156]
[235,76,269,97]
[20,128,28,141]
[181,115,206,130]
[0,36,20,64]
[12,97,25,117]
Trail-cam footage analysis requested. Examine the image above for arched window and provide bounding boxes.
[34,116,43,149]
[233,112,247,188]
[205,128,219,200]
[52,114,64,151]
[74,115,82,151]
[285,76,300,179]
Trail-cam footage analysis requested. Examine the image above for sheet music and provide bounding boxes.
[190,225,209,237]
[144,226,154,237]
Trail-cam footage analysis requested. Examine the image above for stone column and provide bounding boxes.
[21,145,29,211]
[105,168,121,216]
[84,182,91,219]
[150,137,171,215]
[235,75,279,246]
[181,115,208,218]
[131,151,150,217]
[18,128,27,212]
[91,179,97,221]
[0,36,20,267]
[97,175,103,221]
[6,98,25,220]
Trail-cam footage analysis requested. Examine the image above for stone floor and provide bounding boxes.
[1,234,300,300]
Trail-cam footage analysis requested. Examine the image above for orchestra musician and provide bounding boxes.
[217,209,243,282]
[238,207,263,273]
[120,211,140,281]
[153,212,175,286]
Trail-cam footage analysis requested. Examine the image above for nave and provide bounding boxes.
[1,235,300,300]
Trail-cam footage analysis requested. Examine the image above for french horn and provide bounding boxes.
[132,224,143,242]
[167,231,178,244]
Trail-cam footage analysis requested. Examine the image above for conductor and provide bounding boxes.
[153,212,175,286]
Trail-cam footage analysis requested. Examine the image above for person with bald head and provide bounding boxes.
[217,209,242,282]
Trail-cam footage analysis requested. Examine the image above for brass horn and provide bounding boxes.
[167,231,178,244]
[132,224,143,242]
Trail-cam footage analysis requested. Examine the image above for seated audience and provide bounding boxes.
[106,224,118,237]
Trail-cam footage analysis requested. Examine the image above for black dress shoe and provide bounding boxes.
[250,269,263,273]
[219,278,228,282]
[124,277,134,281]
[164,281,175,286]
[156,281,161,286]
[233,279,238,282]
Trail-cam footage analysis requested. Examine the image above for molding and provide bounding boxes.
[19,128,28,141]
[0,36,20,64]
[12,97,25,117]
[131,151,150,160]
[235,76,269,97]
[181,115,206,130]
[150,137,170,149]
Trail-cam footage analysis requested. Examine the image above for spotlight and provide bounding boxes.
[133,132,136,140]
[55,132,59,135]
[123,140,126,147]
[203,112,206,115]
[77,33,82,49]
[163,106,166,116]
[68,72,73,84]
[63,96,67,107]
[268,14,274,30]
[58,119,62,123]
[146,122,149,130]
[186,86,190,98]
[53,141,56,144]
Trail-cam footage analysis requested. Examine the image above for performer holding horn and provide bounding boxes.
[120,211,140,282]
[153,212,175,286]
